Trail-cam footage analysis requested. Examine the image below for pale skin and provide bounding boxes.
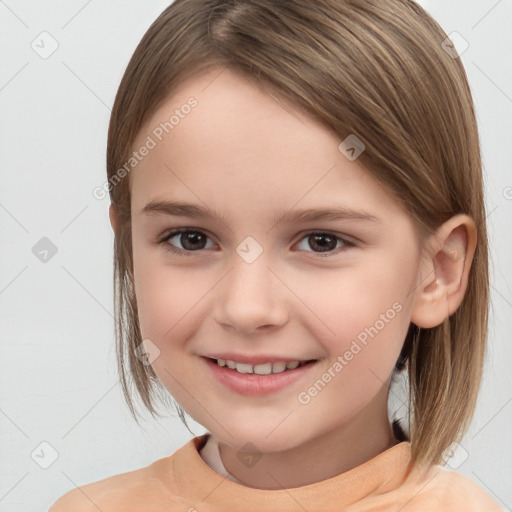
[109,67,477,489]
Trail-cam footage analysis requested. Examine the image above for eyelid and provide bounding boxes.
[157,227,218,246]
[158,227,357,258]
[158,228,217,256]
[293,230,356,258]
[295,229,358,246]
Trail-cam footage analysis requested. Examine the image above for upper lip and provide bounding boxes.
[203,353,317,365]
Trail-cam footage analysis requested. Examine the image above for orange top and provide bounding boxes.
[49,433,504,511]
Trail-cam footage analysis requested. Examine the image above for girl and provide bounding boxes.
[51,0,505,510]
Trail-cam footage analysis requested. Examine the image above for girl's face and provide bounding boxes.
[128,67,425,453]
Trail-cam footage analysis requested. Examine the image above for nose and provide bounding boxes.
[213,251,290,334]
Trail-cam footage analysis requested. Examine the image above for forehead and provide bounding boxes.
[132,67,339,171]
[129,67,406,225]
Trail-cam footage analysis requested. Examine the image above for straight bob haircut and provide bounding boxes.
[106,0,489,468]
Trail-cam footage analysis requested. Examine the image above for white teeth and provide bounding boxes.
[216,358,309,374]
[235,362,253,374]
[272,361,287,373]
[253,362,272,375]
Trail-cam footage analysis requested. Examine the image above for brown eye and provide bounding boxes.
[158,229,353,258]
[161,229,214,254]
[307,234,337,252]
[296,232,352,257]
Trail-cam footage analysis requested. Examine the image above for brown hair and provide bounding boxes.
[106,0,488,467]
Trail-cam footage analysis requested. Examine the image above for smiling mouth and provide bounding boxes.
[207,357,318,375]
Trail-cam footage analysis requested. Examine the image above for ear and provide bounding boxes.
[410,214,477,328]
[109,203,120,236]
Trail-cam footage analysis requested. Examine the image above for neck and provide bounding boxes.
[217,385,399,490]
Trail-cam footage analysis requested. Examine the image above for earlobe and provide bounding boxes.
[410,214,477,328]
[109,203,119,235]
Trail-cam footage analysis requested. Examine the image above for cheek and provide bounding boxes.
[310,255,415,376]
[132,260,212,402]
[133,254,213,357]
[294,272,412,424]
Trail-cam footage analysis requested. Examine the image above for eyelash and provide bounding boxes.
[157,229,356,258]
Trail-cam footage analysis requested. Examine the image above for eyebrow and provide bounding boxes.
[140,200,382,226]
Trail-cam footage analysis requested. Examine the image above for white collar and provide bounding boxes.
[199,433,245,484]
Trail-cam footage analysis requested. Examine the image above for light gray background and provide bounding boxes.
[0,1,511,511]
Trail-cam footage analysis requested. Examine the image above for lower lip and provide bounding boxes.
[202,357,318,396]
